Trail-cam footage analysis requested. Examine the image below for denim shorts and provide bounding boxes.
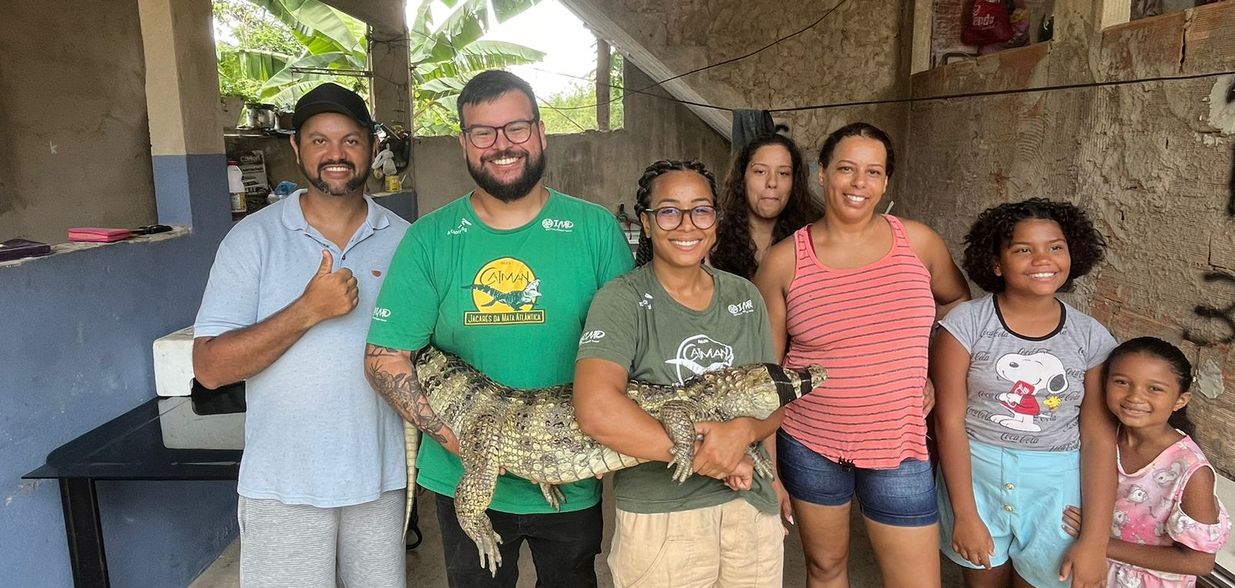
[937,439,1080,588]
[776,430,938,527]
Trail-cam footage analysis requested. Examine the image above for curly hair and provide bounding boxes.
[711,134,821,279]
[818,122,896,178]
[633,159,718,267]
[962,197,1106,293]
[1105,337,1195,436]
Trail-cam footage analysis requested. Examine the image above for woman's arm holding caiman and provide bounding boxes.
[574,358,678,462]
[574,358,766,481]
[692,411,781,478]
[364,344,460,454]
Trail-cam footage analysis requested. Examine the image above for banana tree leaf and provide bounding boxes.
[222,48,294,81]
[290,27,336,54]
[261,51,351,91]
[493,0,542,23]
[276,0,366,54]
[410,1,433,34]
[297,28,367,61]
[427,0,487,59]
[424,56,537,80]
[264,79,334,105]
[244,0,315,38]
[458,39,544,61]
[241,0,366,60]
[417,77,466,98]
[413,41,541,81]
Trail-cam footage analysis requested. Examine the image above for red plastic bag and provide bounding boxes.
[962,0,1014,46]
[978,0,1030,55]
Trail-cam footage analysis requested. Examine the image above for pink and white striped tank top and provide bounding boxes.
[782,215,934,468]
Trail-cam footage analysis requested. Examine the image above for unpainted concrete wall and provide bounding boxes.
[0,0,158,244]
[562,0,914,188]
[903,1,1235,473]
[412,64,732,216]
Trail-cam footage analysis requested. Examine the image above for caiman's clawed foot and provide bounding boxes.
[464,518,504,577]
[539,483,565,510]
[749,446,774,479]
[659,400,700,484]
[667,440,696,484]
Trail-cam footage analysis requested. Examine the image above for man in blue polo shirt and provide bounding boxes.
[193,83,408,587]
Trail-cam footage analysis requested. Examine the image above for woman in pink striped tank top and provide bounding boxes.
[755,123,970,587]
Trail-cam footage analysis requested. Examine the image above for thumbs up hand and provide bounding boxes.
[300,249,359,323]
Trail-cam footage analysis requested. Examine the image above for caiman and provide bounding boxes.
[407,345,825,575]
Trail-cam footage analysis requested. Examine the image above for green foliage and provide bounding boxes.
[213,0,300,54]
[538,51,624,134]
[215,0,621,137]
[410,0,547,135]
[213,0,368,108]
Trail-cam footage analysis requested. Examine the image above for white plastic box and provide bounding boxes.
[158,397,245,450]
[153,326,195,397]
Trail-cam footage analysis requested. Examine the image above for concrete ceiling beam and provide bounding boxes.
[318,0,405,36]
[317,0,412,134]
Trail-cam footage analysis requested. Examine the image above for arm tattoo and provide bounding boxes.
[365,345,451,446]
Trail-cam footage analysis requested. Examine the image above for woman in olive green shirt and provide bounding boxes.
[574,159,787,587]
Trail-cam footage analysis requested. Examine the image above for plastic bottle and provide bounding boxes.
[226,161,247,216]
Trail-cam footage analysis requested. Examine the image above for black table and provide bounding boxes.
[24,395,243,587]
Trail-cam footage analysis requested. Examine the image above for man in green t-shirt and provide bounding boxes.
[364,70,633,588]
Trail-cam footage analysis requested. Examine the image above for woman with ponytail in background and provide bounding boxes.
[574,160,787,587]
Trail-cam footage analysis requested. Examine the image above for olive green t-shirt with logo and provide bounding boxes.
[368,189,634,514]
[576,264,779,515]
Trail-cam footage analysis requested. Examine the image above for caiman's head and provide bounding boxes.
[767,364,826,406]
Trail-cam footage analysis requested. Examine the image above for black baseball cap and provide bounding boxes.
[292,83,374,132]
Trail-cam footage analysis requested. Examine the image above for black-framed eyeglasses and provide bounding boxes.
[462,119,539,149]
[641,205,720,231]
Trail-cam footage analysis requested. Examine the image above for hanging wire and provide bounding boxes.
[394,1,1235,121]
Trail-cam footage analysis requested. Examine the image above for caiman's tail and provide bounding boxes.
[403,423,419,542]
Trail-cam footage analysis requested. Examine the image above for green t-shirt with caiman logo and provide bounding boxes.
[576,264,779,515]
[368,189,634,514]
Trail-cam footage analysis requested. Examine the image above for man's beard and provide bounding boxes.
[303,158,369,197]
[467,149,546,203]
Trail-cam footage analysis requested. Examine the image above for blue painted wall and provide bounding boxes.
[0,154,240,587]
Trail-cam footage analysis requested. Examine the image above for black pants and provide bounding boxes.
[433,490,603,588]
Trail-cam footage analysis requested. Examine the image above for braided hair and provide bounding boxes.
[712,134,821,279]
[633,159,718,267]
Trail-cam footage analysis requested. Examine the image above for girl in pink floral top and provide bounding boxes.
[1064,337,1230,587]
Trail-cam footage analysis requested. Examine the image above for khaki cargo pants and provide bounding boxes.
[608,499,784,587]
